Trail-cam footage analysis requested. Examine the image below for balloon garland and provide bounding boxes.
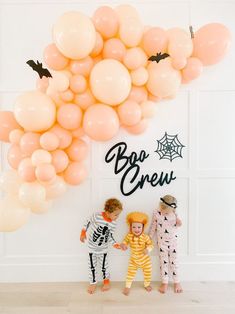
[0,5,231,231]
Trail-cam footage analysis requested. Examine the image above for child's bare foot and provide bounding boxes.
[174,282,183,293]
[145,285,152,292]
[123,287,130,296]
[101,282,111,292]
[158,283,168,294]
[87,284,96,294]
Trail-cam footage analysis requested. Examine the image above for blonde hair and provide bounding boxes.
[160,195,177,211]
[104,198,123,213]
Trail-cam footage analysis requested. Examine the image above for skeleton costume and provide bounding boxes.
[81,212,118,285]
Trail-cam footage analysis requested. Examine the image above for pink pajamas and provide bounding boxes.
[149,209,179,283]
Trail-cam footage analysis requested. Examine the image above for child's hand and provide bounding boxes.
[113,243,121,249]
[80,230,87,243]
[143,249,149,255]
[120,243,128,251]
[176,218,182,227]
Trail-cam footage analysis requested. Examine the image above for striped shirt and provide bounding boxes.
[83,212,117,254]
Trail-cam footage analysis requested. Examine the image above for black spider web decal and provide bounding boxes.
[155,132,185,162]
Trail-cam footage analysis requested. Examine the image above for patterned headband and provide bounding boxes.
[160,197,177,209]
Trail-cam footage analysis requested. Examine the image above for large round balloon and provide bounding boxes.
[14,91,56,132]
[90,59,131,106]
[53,11,96,59]
[0,111,21,143]
[193,23,231,65]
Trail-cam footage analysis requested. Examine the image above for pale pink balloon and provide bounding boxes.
[45,176,67,200]
[70,56,94,77]
[18,158,36,182]
[7,144,25,169]
[0,111,22,143]
[193,23,231,65]
[40,132,60,151]
[128,86,148,103]
[131,67,149,86]
[83,104,120,141]
[50,124,72,149]
[9,129,24,144]
[64,162,87,185]
[53,11,96,59]
[14,91,56,132]
[74,88,96,110]
[102,38,126,61]
[147,59,181,98]
[70,75,87,94]
[90,59,131,106]
[115,4,140,22]
[182,57,203,82]
[57,104,82,130]
[72,127,85,138]
[142,27,168,56]
[44,43,69,70]
[35,164,56,182]
[119,17,143,47]
[118,100,142,126]
[125,119,149,135]
[51,150,69,173]
[20,132,41,156]
[59,89,74,102]
[167,28,193,58]
[36,77,49,93]
[140,100,156,118]
[66,139,89,162]
[93,6,119,39]
[91,32,104,57]
[49,72,70,92]
[123,47,147,70]
[31,149,52,167]
[172,57,187,70]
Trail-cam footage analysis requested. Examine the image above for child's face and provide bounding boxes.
[131,222,143,236]
[106,209,122,221]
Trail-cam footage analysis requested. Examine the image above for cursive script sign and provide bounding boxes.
[105,142,176,196]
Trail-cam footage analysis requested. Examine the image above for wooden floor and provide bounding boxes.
[0,282,234,314]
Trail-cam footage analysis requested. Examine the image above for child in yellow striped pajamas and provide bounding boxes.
[121,212,154,296]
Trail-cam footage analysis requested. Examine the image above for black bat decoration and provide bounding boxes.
[26,60,52,79]
[148,52,170,63]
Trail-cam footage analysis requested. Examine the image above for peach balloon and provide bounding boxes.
[69,56,94,77]
[72,127,85,138]
[20,132,41,156]
[36,77,49,93]
[14,91,56,132]
[0,196,30,232]
[172,57,187,70]
[147,59,181,98]
[148,93,161,102]
[35,164,56,182]
[44,43,69,70]
[64,162,87,185]
[53,11,96,59]
[18,158,36,182]
[70,75,87,94]
[74,88,96,110]
[115,4,140,22]
[102,38,126,62]
[31,149,52,167]
[167,28,193,58]
[131,67,149,86]
[66,139,89,162]
[0,111,22,143]
[59,89,74,102]
[83,104,119,141]
[40,132,60,151]
[45,176,67,199]
[140,100,156,118]
[123,47,147,70]
[91,32,104,57]
[93,6,119,39]
[128,86,148,103]
[7,144,25,169]
[19,182,46,208]
[119,17,143,47]
[57,104,82,130]
[142,27,168,56]
[193,23,231,65]
[125,119,149,135]
[9,129,24,144]
[49,71,70,92]
[90,59,131,106]
[182,57,203,82]
[50,124,72,149]
[118,100,142,126]
[51,150,69,173]
[46,87,64,107]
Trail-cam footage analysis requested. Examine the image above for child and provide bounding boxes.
[80,198,123,294]
[149,195,183,294]
[121,212,154,296]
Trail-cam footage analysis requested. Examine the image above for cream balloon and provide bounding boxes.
[45,176,67,200]
[19,182,46,208]
[30,200,53,214]
[31,149,52,167]
[0,170,22,195]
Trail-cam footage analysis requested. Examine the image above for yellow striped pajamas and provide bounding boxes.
[123,233,154,288]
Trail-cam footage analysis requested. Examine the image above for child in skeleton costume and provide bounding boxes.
[80,198,123,294]
[121,212,154,296]
[149,195,183,294]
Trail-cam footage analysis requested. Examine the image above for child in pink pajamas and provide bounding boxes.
[149,195,183,294]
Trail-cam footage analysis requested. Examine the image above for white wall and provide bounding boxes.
[0,0,235,282]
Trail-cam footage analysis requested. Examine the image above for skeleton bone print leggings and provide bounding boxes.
[88,253,110,284]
